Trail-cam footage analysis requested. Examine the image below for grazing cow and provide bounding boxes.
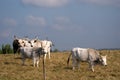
[20,47,46,67]
[67,48,107,72]
[31,39,53,59]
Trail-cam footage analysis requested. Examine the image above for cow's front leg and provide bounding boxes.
[22,57,25,66]
[48,52,50,59]
[36,59,39,67]
[44,54,47,59]
[33,58,36,67]
[89,61,94,72]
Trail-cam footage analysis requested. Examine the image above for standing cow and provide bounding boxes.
[20,47,46,67]
[67,48,107,72]
[31,39,53,59]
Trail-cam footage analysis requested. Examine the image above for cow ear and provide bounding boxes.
[34,40,37,42]
[14,35,18,40]
[35,36,38,39]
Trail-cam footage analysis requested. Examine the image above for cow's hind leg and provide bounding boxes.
[76,59,80,70]
[72,58,77,70]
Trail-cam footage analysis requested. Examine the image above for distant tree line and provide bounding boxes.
[1,43,120,54]
[0,43,60,54]
[0,44,13,54]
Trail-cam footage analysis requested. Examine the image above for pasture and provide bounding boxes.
[0,50,120,80]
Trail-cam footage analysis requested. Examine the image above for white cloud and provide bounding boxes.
[78,0,120,7]
[52,17,71,31]
[25,15,46,27]
[55,16,70,24]
[2,18,17,26]
[22,0,69,7]
[52,24,64,30]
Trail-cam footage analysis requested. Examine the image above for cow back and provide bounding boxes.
[72,48,89,61]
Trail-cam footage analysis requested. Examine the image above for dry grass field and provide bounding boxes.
[0,50,120,80]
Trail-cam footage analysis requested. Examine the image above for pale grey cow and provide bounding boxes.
[67,48,107,72]
[20,47,46,67]
[31,39,53,59]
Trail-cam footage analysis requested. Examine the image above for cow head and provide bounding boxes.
[18,39,32,47]
[99,55,107,66]
[18,39,25,47]
[30,39,42,47]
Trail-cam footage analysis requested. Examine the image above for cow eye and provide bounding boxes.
[28,41,31,43]
[34,40,37,42]
[100,59,104,62]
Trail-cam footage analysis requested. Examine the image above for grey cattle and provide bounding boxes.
[31,39,53,59]
[67,48,107,72]
[20,47,46,67]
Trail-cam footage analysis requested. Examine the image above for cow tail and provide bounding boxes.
[67,51,72,67]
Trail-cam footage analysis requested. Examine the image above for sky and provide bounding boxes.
[0,0,120,51]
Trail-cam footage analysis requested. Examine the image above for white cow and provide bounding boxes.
[41,40,53,59]
[67,47,107,72]
[30,38,41,47]
[31,39,53,59]
[20,47,46,67]
[18,39,32,47]
[13,36,32,55]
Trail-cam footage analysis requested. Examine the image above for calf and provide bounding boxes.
[20,47,46,67]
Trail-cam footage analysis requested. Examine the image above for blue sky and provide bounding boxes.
[0,0,120,50]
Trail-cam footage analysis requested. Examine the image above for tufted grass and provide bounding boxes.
[0,50,120,80]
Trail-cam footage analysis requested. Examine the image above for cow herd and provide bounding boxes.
[12,36,107,72]
[13,36,53,67]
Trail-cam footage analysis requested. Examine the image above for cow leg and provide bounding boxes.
[76,60,80,70]
[48,51,50,59]
[33,58,36,67]
[22,58,25,65]
[36,57,39,67]
[44,54,47,59]
[36,60,39,67]
[89,61,94,72]
[72,58,77,70]
[91,65,94,72]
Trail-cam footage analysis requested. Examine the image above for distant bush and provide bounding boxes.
[0,48,2,54]
[53,48,60,52]
[1,44,13,54]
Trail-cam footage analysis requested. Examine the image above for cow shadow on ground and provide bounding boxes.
[4,61,19,65]
[4,57,22,65]
[64,66,72,70]
[14,57,22,59]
